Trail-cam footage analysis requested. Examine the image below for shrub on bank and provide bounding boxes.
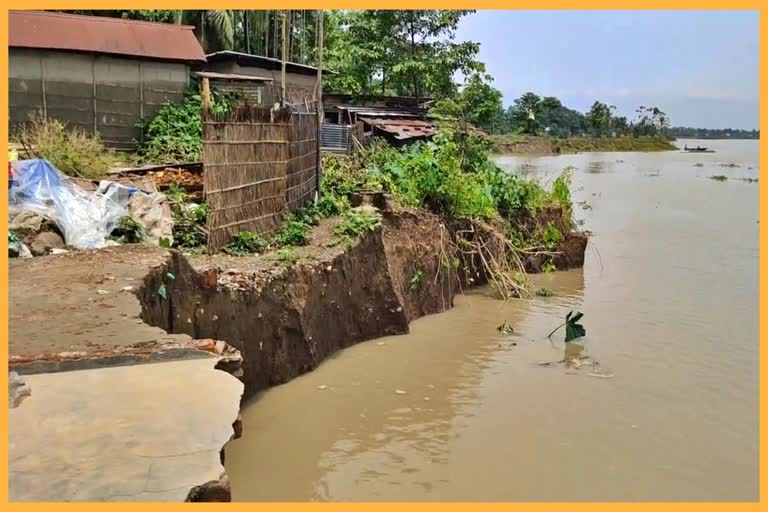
[14,113,119,179]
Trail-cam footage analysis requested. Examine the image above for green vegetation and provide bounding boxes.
[111,216,146,244]
[223,231,269,256]
[274,214,313,247]
[710,175,728,182]
[490,134,677,155]
[541,223,563,251]
[333,209,382,246]
[409,269,424,291]
[536,287,554,297]
[275,247,299,265]
[542,260,557,273]
[140,88,234,163]
[497,320,514,335]
[14,113,120,179]
[667,126,759,139]
[548,311,587,342]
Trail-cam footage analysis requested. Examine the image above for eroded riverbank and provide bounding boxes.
[225,139,758,501]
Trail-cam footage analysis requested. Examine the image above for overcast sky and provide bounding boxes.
[456,10,759,129]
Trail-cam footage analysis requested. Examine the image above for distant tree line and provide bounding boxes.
[665,127,759,139]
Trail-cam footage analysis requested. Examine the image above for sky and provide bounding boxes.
[455,10,759,129]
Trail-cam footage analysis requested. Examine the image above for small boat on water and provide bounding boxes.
[684,144,716,153]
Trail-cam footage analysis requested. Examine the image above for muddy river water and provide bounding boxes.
[226,139,759,501]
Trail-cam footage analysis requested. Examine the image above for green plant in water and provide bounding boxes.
[548,311,586,342]
[497,320,514,335]
[542,259,557,273]
[536,287,554,297]
[551,167,574,211]
[409,269,424,291]
[710,175,728,182]
[223,231,268,256]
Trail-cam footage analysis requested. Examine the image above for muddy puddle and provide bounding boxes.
[226,139,758,501]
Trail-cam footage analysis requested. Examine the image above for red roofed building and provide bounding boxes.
[9,10,206,150]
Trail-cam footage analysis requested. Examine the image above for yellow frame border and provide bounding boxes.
[1,3,764,510]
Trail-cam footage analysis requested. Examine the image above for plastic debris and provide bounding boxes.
[157,283,167,300]
[9,159,130,249]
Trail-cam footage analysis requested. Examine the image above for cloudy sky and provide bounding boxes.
[456,10,759,129]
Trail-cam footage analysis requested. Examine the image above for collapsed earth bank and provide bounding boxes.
[140,207,587,398]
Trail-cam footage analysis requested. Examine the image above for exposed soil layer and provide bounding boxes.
[139,208,588,397]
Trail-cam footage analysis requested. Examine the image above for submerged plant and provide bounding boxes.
[536,287,554,297]
[709,175,728,182]
[548,311,586,342]
[497,320,514,335]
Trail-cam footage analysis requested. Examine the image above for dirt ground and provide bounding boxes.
[8,245,188,357]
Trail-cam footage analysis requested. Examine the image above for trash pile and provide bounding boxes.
[8,158,175,257]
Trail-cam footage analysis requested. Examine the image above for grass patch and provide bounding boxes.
[275,247,299,265]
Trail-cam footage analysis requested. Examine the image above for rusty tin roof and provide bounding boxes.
[360,117,437,140]
[9,10,206,63]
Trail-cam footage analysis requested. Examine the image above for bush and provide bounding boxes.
[273,214,311,247]
[139,88,234,164]
[14,112,118,179]
[223,231,268,256]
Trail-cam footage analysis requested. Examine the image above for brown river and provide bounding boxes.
[226,139,759,501]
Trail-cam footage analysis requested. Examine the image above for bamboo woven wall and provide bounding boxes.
[203,105,318,252]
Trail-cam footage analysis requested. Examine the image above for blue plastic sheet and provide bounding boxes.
[9,159,128,249]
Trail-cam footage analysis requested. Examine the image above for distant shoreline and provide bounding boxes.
[490,135,678,155]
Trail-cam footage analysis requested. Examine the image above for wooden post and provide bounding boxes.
[281,10,287,106]
[314,10,324,202]
[316,10,324,124]
[201,76,211,113]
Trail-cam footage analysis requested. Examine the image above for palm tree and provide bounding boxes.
[173,10,236,53]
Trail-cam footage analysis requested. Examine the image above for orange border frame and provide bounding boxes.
[0,3,764,510]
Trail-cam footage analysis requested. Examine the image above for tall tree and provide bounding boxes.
[324,10,484,100]
[431,73,503,132]
[586,101,612,137]
[509,92,543,134]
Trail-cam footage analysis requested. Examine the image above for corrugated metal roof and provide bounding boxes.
[195,71,273,82]
[9,10,206,63]
[359,117,437,141]
[205,50,333,75]
[337,106,421,117]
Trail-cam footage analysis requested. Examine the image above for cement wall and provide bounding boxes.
[9,48,190,151]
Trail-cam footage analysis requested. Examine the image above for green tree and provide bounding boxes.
[509,92,543,134]
[586,101,612,137]
[431,73,503,132]
[325,10,484,101]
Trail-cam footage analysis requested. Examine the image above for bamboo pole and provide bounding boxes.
[314,9,324,202]
[281,10,287,106]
